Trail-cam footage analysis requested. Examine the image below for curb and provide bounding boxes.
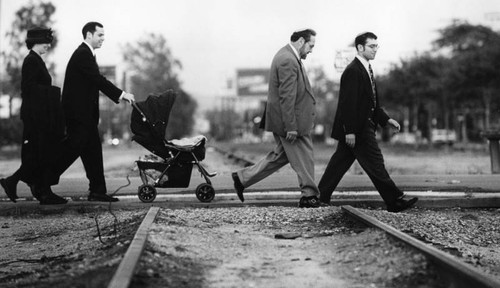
[1,193,499,217]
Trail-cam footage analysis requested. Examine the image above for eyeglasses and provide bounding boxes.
[365,44,379,49]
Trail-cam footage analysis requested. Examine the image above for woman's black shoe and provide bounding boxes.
[0,177,19,203]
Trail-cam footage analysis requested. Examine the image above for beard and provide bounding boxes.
[299,46,308,59]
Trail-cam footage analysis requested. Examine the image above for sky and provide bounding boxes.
[1,0,499,109]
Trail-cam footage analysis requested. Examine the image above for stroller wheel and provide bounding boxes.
[138,184,157,203]
[195,183,215,203]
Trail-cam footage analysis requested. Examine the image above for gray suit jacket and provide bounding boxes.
[264,45,316,137]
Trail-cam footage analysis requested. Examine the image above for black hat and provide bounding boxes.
[26,27,53,45]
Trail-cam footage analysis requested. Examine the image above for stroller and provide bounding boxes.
[130,90,217,203]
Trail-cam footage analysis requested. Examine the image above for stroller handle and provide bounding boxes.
[131,101,148,122]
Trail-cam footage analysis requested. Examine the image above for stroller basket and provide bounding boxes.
[137,160,192,188]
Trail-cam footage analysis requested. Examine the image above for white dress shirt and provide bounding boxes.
[356,55,374,84]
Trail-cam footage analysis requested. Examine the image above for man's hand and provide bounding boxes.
[387,119,401,133]
[286,131,298,143]
[122,92,135,103]
[345,134,355,148]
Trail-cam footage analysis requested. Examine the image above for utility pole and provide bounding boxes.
[0,0,3,98]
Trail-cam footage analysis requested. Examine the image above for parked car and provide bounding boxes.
[431,129,456,145]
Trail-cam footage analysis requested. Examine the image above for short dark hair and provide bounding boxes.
[355,32,377,50]
[82,22,103,39]
[290,29,316,43]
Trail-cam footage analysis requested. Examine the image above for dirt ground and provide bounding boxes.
[131,207,444,288]
[0,207,146,288]
[0,205,498,287]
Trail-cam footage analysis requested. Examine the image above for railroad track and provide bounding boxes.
[210,146,254,167]
[106,205,500,288]
[107,207,160,288]
[342,205,500,288]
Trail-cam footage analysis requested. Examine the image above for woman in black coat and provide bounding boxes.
[0,27,66,205]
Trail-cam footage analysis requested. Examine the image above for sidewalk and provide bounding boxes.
[2,172,499,203]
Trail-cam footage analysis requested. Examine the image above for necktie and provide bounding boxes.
[368,64,376,106]
[300,61,311,91]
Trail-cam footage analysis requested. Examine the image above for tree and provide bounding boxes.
[1,1,57,118]
[378,20,500,144]
[379,54,451,138]
[122,33,197,139]
[433,20,500,136]
[205,108,243,141]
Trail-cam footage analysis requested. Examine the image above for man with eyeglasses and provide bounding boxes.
[318,32,418,212]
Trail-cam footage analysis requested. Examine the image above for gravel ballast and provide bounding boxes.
[132,206,445,288]
[364,207,500,280]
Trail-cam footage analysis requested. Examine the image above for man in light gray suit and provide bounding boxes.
[232,29,325,208]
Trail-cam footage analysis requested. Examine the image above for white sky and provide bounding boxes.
[1,0,499,109]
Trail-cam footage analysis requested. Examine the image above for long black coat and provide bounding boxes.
[61,43,122,126]
[19,50,64,184]
[331,57,390,141]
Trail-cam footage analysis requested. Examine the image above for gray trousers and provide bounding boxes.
[236,133,319,197]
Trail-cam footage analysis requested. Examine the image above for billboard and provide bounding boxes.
[334,48,356,73]
[236,68,270,97]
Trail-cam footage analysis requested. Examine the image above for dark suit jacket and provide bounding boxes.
[62,43,122,126]
[265,45,316,137]
[331,57,390,140]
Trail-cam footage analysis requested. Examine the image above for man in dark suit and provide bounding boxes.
[318,32,418,212]
[232,29,325,208]
[42,22,134,202]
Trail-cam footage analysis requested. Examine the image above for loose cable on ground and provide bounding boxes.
[94,171,133,245]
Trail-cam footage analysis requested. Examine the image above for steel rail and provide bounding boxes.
[107,206,160,288]
[341,205,500,288]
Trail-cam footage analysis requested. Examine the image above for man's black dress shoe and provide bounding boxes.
[387,196,418,213]
[0,177,18,203]
[299,196,328,208]
[88,193,119,202]
[231,172,245,202]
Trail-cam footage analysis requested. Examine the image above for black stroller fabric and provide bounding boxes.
[130,90,205,161]
[131,90,175,141]
[131,90,176,159]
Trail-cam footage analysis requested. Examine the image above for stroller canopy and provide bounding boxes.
[130,90,177,154]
